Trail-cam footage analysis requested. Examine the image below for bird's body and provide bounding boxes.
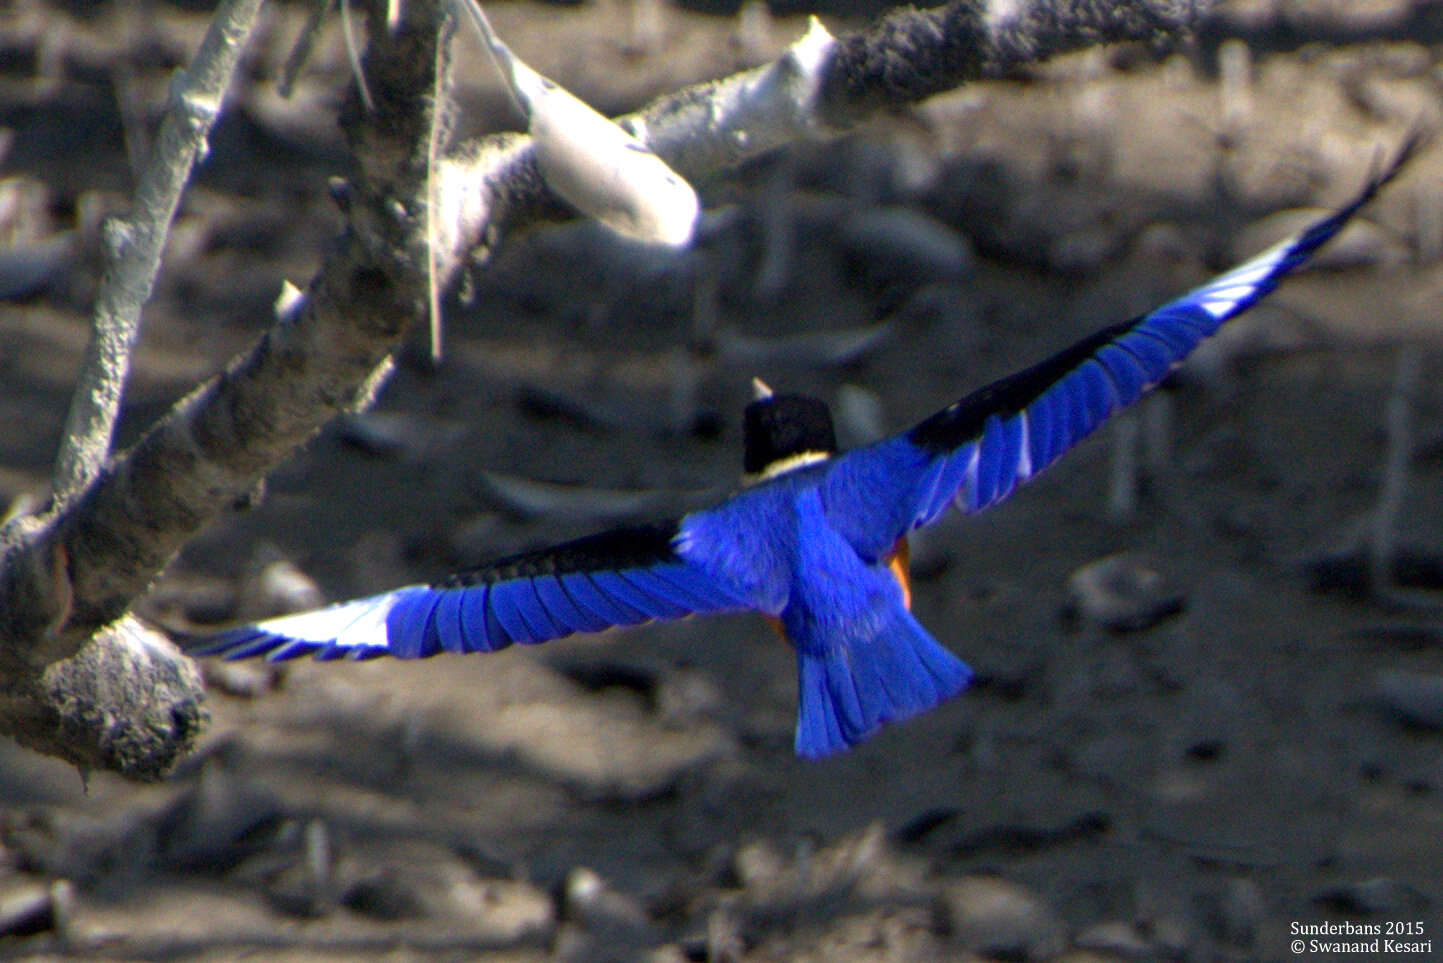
[200,142,1417,759]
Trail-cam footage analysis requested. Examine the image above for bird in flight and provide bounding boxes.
[200,141,1416,759]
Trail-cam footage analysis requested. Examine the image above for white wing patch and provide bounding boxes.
[1015,410,1034,482]
[956,443,982,512]
[247,588,419,651]
[1196,240,1292,319]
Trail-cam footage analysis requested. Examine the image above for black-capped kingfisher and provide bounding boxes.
[199,141,1416,759]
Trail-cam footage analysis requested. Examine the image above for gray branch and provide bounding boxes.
[0,616,208,781]
[815,0,1202,122]
[0,0,1207,780]
[51,0,266,502]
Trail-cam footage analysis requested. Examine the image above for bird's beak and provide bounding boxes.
[751,377,774,401]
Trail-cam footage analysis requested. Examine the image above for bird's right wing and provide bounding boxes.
[196,521,753,662]
[821,136,1421,562]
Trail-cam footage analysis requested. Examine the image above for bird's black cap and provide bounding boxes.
[743,385,837,477]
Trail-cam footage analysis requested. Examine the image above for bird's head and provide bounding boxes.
[742,378,837,484]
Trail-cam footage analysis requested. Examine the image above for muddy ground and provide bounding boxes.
[2,0,1443,960]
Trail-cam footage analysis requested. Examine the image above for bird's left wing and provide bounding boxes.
[197,521,753,662]
[821,140,1417,561]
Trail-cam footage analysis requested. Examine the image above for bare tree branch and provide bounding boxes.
[0,0,267,782]
[435,0,1205,269]
[0,616,207,780]
[0,0,1207,779]
[815,0,1204,121]
[51,0,267,502]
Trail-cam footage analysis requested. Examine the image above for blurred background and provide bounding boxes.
[1,0,1441,958]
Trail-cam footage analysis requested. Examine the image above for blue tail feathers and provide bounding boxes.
[793,605,972,759]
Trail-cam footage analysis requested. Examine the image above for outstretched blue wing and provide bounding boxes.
[822,139,1417,561]
[196,521,754,662]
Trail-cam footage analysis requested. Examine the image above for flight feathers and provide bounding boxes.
[794,604,972,759]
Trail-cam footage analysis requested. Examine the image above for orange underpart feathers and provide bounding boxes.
[887,536,912,610]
